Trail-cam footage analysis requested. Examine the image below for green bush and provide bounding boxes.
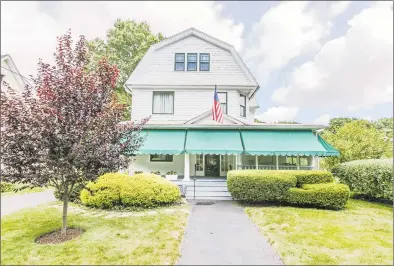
[0,182,13,193]
[292,171,334,186]
[120,173,180,207]
[227,170,297,202]
[285,183,350,210]
[332,159,393,201]
[80,172,180,209]
[54,183,85,203]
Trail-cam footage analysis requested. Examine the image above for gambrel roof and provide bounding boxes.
[125,28,259,93]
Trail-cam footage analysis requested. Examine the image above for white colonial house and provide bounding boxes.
[124,28,338,187]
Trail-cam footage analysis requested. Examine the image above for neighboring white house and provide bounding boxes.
[1,54,30,95]
[124,28,338,181]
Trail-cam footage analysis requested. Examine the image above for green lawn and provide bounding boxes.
[1,203,189,265]
[245,199,393,265]
[1,184,50,196]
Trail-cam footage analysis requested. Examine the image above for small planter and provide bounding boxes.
[165,174,178,181]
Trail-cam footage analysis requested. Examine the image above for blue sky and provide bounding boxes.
[2,1,393,124]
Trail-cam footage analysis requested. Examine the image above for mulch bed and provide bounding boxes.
[35,228,84,244]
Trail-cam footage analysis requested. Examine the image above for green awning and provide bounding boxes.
[185,129,243,155]
[241,130,337,156]
[135,129,186,155]
[318,135,340,156]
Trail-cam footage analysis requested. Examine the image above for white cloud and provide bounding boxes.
[244,1,350,84]
[313,114,331,125]
[329,1,351,17]
[255,107,299,122]
[1,1,244,77]
[272,3,393,111]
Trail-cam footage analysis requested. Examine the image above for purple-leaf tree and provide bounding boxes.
[0,31,148,234]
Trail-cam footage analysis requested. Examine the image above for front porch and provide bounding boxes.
[129,154,321,181]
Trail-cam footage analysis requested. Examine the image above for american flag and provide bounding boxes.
[212,85,224,123]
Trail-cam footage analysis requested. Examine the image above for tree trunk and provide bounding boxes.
[61,185,69,235]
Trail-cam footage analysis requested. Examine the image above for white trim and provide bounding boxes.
[184,154,190,180]
[184,109,249,125]
[141,123,326,130]
[125,84,257,90]
[276,155,279,170]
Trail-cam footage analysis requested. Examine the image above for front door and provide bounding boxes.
[205,155,220,177]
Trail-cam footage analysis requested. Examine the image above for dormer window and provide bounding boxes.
[200,53,210,71]
[174,53,185,71]
[187,53,197,71]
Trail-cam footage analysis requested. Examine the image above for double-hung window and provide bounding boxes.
[240,94,246,117]
[217,92,227,114]
[174,53,185,71]
[199,53,210,71]
[187,53,197,71]
[152,91,174,114]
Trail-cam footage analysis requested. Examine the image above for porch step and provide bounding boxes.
[186,196,233,201]
[186,190,231,197]
[186,186,229,192]
[172,181,228,187]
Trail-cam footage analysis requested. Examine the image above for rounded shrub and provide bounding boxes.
[227,170,297,202]
[285,183,350,210]
[292,170,334,187]
[80,172,180,209]
[120,173,180,207]
[332,159,393,201]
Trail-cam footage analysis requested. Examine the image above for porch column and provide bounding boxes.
[184,154,190,180]
[312,156,316,169]
[317,156,320,170]
[297,155,300,170]
[276,155,279,170]
[255,155,258,170]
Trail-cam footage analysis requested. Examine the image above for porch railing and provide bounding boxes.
[237,165,315,170]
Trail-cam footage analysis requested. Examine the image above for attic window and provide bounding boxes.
[200,53,210,71]
[174,53,185,71]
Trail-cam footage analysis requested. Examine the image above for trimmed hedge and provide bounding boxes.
[227,170,297,202]
[285,183,350,210]
[332,159,393,201]
[80,172,181,209]
[227,170,350,210]
[292,171,334,186]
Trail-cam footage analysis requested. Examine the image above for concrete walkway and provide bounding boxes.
[178,200,283,265]
[1,190,56,217]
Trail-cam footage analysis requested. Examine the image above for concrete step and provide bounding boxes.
[186,186,229,192]
[186,191,232,197]
[186,196,233,201]
[177,182,227,187]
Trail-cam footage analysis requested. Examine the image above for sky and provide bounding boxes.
[1,1,393,124]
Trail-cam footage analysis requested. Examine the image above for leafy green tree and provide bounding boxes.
[325,117,360,134]
[322,120,392,169]
[88,19,165,119]
[374,117,393,140]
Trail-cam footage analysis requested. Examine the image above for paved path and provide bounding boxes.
[1,190,56,217]
[178,200,283,265]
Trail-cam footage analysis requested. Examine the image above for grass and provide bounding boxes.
[1,184,51,196]
[245,199,393,265]
[1,203,189,265]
